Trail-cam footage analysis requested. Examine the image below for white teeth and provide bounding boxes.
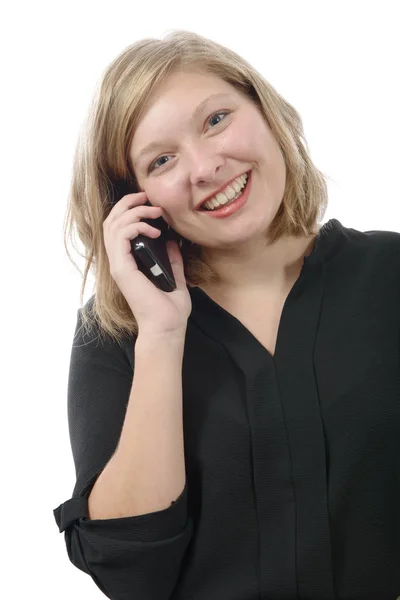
[224,185,236,200]
[202,173,249,211]
[232,181,241,193]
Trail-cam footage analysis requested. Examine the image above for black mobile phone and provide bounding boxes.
[110,179,177,292]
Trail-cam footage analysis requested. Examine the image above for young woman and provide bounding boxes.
[53,30,400,600]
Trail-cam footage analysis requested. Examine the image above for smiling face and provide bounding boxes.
[129,70,287,250]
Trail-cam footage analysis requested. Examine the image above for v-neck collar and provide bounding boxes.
[187,219,349,366]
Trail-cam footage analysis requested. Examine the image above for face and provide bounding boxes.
[129,70,287,250]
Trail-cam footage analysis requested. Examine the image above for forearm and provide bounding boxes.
[88,332,187,520]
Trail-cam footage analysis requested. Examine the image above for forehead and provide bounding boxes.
[140,72,240,123]
[149,70,236,99]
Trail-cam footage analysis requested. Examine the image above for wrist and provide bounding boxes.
[136,327,187,348]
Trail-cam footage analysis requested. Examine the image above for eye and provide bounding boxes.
[148,155,171,172]
[208,110,230,128]
[148,110,230,173]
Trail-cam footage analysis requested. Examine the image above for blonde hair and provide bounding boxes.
[64,29,329,346]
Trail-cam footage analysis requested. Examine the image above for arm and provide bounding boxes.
[53,300,193,600]
[88,332,187,519]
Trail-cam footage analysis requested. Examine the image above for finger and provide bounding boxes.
[122,221,162,240]
[107,206,163,234]
[105,192,148,224]
[127,204,163,220]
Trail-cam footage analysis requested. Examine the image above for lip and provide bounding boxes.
[199,169,252,219]
[195,170,251,210]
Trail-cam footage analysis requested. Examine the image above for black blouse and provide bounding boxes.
[53,218,400,600]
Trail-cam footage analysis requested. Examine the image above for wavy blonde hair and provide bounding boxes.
[64,29,329,346]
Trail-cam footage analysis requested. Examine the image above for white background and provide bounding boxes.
[1,0,399,598]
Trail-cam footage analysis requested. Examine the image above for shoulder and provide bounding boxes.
[73,293,135,371]
[343,222,400,246]
[341,223,400,268]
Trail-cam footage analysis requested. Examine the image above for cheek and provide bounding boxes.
[223,116,262,159]
[219,127,253,160]
[144,181,182,212]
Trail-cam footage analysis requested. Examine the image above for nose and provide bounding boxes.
[186,143,225,186]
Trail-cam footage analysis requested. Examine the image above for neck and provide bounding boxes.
[200,230,319,295]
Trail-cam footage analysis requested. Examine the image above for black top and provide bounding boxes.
[53,218,400,600]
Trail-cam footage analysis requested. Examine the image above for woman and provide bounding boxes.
[53,30,400,599]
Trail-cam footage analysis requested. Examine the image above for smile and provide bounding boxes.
[199,172,250,211]
[198,170,252,219]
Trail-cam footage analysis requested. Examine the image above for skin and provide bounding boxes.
[129,69,319,298]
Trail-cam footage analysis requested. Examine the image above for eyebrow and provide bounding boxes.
[134,92,233,166]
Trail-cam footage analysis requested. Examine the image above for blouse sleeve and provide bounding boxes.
[53,299,193,599]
